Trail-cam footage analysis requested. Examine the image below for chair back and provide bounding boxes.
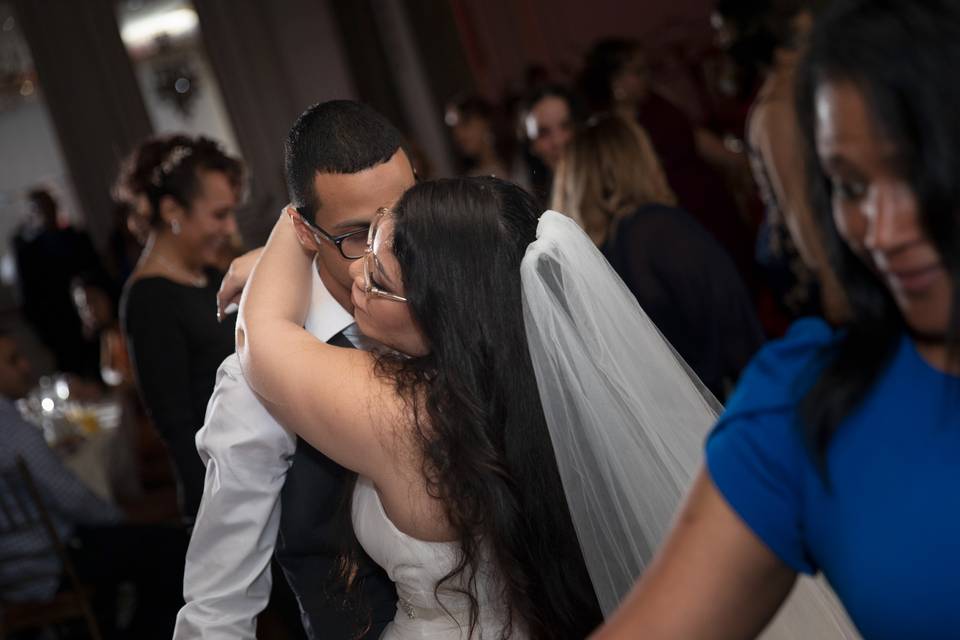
[0,457,62,591]
[0,456,101,639]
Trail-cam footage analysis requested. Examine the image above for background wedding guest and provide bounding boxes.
[445,94,512,179]
[12,188,104,379]
[721,0,850,324]
[552,114,763,397]
[579,39,757,290]
[0,330,187,639]
[521,85,579,204]
[116,134,242,525]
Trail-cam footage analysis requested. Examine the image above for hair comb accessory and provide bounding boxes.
[150,145,194,187]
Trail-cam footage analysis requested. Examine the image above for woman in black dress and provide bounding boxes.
[552,115,763,398]
[116,135,243,524]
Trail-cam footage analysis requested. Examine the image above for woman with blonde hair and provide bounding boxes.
[552,115,763,397]
[552,116,675,243]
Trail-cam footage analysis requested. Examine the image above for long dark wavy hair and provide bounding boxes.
[795,0,960,470]
[375,177,602,638]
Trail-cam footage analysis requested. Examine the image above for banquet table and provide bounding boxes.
[18,381,139,503]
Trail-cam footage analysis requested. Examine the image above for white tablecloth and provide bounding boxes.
[55,399,139,503]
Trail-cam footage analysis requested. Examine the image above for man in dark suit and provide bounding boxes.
[13,188,104,378]
[174,101,416,639]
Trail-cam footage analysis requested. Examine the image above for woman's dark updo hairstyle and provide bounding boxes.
[795,0,960,473]
[578,38,641,113]
[115,134,244,229]
[446,94,515,175]
[521,84,583,137]
[377,177,602,639]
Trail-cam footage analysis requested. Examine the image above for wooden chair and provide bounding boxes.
[0,456,101,639]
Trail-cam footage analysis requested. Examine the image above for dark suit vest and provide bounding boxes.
[274,330,397,639]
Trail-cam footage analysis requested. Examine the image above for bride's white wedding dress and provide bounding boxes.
[348,211,855,639]
[352,477,522,639]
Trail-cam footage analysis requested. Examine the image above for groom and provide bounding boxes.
[174,101,416,639]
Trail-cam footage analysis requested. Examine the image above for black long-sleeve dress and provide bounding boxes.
[602,204,764,399]
[120,269,236,523]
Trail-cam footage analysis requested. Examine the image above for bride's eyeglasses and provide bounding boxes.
[363,208,407,303]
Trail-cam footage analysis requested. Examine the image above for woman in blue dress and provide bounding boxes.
[593,1,960,637]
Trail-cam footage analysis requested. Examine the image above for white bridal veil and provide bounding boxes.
[520,211,858,638]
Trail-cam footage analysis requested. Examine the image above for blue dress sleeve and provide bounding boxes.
[705,318,837,575]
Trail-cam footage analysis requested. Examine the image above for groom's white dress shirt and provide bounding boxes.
[173,268,359,639]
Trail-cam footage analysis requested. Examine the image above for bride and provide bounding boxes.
[237,177,602,639]
[238,176,854,638]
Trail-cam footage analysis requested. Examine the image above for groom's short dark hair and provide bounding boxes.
[284,100,403,222]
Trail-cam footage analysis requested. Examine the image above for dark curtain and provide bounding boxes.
[192,0,358,247]
[13,0,153,251]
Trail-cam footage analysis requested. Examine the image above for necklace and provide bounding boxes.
[151,253,207,288]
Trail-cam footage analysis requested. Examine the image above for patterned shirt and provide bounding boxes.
[0,397,122,601]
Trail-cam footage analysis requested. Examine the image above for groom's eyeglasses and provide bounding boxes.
[295,207,368,260]
[363,208,407,303]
